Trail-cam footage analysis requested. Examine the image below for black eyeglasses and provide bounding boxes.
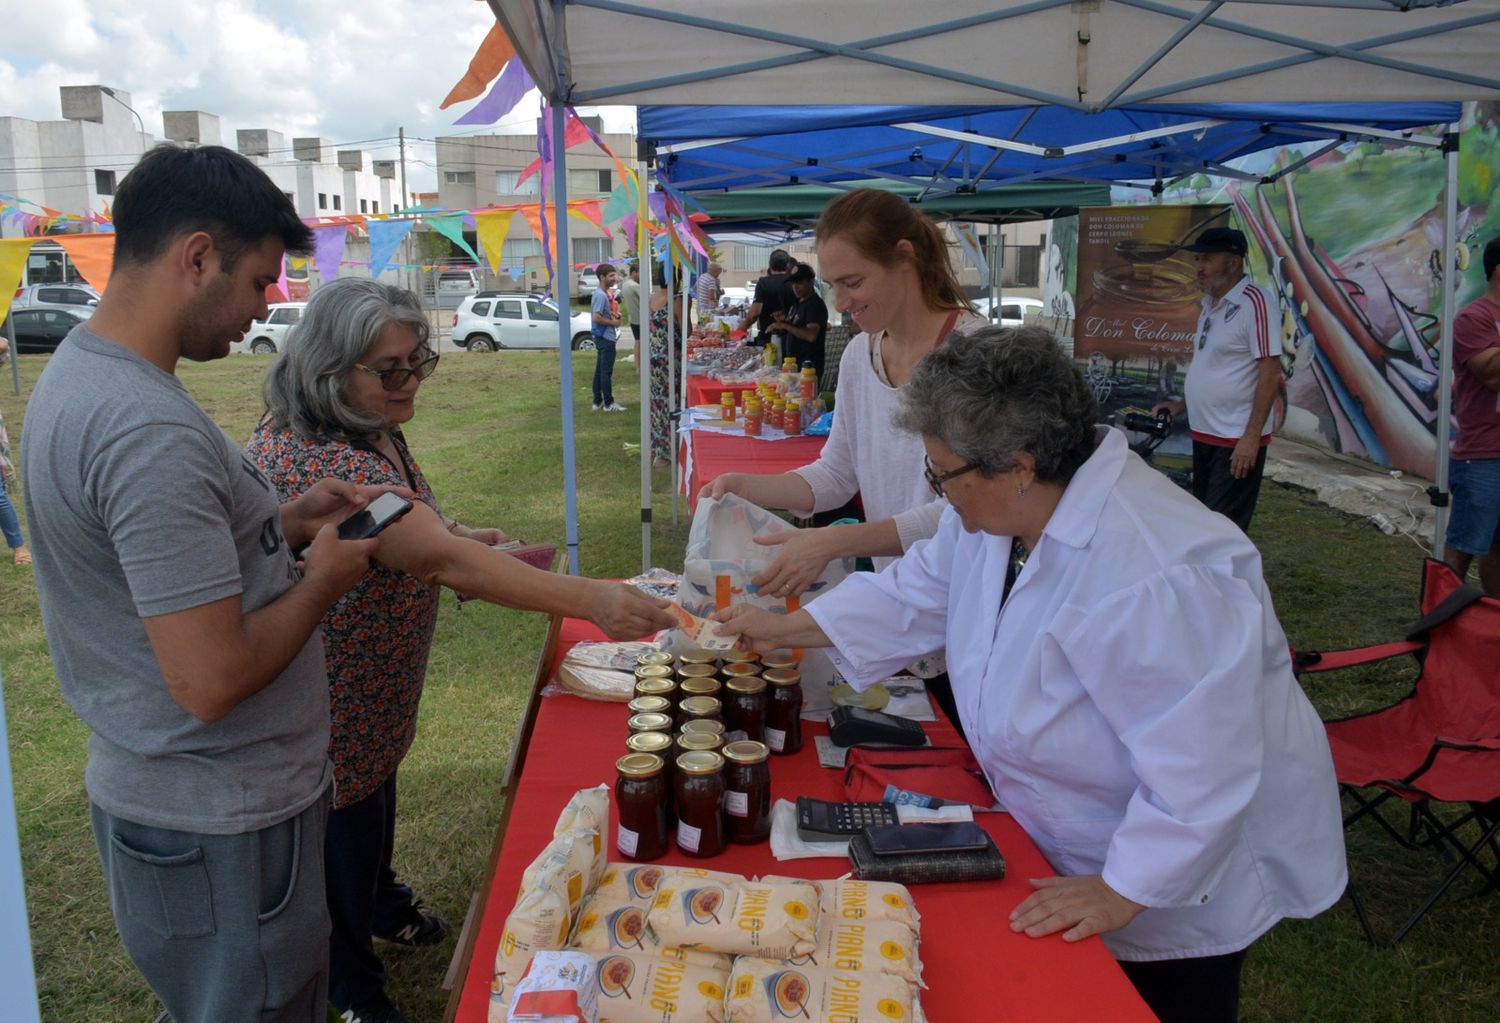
[355,351,439,391]
[923,455,980,497]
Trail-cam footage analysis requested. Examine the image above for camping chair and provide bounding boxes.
[1294,558,1500,946]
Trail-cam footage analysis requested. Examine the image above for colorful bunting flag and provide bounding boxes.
[440,23,517,109]
[454,55,534,127]
[54,235,116,294]
[312,225,348,283]
[474,210,516,274]
[424,213,482,265]
[367,219,416,278]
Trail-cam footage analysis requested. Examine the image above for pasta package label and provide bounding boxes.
[817,879,921,933]
[647,882,818,960]
[594,864,747,908]
[493,872,572,1009]
[789,918,924,989]
[555,785,611,888]
[725,957,916,1023]
[591,951,728,1023]
[571,894,732,972]
[520,830,597,916]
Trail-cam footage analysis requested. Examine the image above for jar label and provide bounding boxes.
[676,821,702,853]
[724,789,749,818]
[617,825,639,857]
[765,727,786,752]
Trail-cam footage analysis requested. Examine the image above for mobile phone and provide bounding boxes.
[292,491,413,558]
[862,822,990,857]
[828,706,928,748]
[795,797,899,842]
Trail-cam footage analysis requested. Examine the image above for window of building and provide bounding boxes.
[571,238,611,264]
[360,198,368,213]
[501,239,541,259]
[284,191,296,205]
[445,171,476,185]
[318,192,328,209]
[566,168,611,195]
[372,201,379,213]
[333,195,342,211]
[495,170,540,196]
[733,244,779,272]
[94,169,117,195]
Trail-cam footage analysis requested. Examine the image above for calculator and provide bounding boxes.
[795,797,900,841]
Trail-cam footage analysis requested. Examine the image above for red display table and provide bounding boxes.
[686,373,760,408]
[446,618,1156,1023]
[678,430,827,511]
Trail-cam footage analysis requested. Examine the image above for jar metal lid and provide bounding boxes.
[676,732,723,752]
[627,696,672,716]
[627,712,674,733]
[678,696,722,718]
[616,752,665,777]
[680,677,722,697]
[721,649,760,664]
[675,750,726,775]
[725,676,767,695]
[626,731,674,754]
[722,740,770,764]
[678,649,719,666]
[677,663,718,680]
[637,651,675,667]
[679,718,726,737]
[721,662,761,680]
[634,664,674,681]
[762,668,801,687]
[635,678,677,697]
[759,652,798,670]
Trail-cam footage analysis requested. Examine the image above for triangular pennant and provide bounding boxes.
[367,219,416,278]
[54,235,116,295]
[312,224,348,283]
[424,213,481,265]
[440,23,516,109]
[0,239,38,323]
[474,211,516,274]
[454,55,534,127]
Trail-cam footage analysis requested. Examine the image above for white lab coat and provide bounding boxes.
[807,428,1346,960]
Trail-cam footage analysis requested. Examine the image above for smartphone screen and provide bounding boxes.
[864,822,989,856]
[337,491,412,541]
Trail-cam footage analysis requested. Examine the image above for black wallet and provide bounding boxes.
[847,828,1007,884]
[828,706,928,748]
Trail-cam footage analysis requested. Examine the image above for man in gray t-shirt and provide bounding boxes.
[22,145,387,1023]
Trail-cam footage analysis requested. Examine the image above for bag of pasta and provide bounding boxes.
[492,867,572,1011]
[789,916,924,989]
[555,786,611,889]
[569,894,731,972]
[594,863,747,909]
[724,957,919,1023]
[520,830,597,917]
[591,950,729,1023]
[814,879,921,934]
[646,880,818,960]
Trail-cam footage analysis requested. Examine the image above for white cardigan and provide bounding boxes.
[807,428,1346,960]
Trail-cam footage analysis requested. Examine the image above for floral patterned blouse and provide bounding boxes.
[246,424,441,810]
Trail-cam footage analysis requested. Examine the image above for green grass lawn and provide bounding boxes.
[2,350,1497,1022]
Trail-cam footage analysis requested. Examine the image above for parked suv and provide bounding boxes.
[452,293,593,351]
[232,302,307,354]
[13,282,101,313]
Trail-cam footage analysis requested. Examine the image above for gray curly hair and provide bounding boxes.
[893,326,1098,484]
[261,278,431,441]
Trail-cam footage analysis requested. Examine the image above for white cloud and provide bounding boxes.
[0,0,635,194]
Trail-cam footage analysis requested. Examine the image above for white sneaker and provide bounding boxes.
[605,403,628,412]
[591,403,603,412]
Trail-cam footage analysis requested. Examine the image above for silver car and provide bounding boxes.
[451,293,594,351]
[12,282,101,314]
[232,303,307,355]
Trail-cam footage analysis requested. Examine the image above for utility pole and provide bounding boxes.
[398,127,414,301]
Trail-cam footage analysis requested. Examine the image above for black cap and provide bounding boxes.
[1183,227,1247,257]
[787,262,816,283]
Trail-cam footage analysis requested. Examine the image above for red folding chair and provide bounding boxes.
[1294,558,1500,946]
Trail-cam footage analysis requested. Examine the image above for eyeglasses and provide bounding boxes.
[355,351,439,391]
[923,455,980,497]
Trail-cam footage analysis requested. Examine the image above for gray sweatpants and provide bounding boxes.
[90,793,331,1023]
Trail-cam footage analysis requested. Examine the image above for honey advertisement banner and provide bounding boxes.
[1073,204,1230,363]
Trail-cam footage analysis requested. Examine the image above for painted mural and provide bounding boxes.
[1047,101,1500,479]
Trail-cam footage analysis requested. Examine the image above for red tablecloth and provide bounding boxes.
[453,619,1156,1023]
[686,374,760,408]
[679,430,827,511]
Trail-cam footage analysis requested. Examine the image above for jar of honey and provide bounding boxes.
[721,740,772,844]
[721,649,760,667]
[627,695,672,717]
[721,662,761,684]
[677,695,723,729]
[678,718,726,742]
[637,650,675,669]
[679,676,722,703]
[627,712,674,737]
[674,750,726,857]
[676,662,718,686]
[626,730,677,822]
[615,753,670,860]
[679,649,719,670]
[763,668,804,755]
[723,676,768,744]
[634,676,679,710]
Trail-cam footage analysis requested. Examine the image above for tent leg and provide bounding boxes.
[550,103,581,575]
[637,128,653,573]
[1430,129,1459,558]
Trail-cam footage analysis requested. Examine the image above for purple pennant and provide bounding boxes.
[537,110,553,280]
[454,56,534,126]
[312,225,347,283]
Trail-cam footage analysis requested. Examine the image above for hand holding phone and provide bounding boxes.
[292,491,413,559]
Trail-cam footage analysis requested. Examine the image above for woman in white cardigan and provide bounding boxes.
[714,327,1346,1023]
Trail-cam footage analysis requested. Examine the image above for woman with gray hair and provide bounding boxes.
[712,326,1346,1023]
[247,278,673,1023]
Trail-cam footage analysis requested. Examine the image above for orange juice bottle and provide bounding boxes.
[743,397,762,436]
[784,399,802,436]
[800,365,818,402]
[720,392,737,423]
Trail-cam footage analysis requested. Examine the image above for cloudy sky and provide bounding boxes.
[0,0,632,195]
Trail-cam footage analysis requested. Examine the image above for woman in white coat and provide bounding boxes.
[714,326,1346,1023]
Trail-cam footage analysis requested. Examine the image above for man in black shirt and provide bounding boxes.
[769,261,828,380]
[739,248,798,343]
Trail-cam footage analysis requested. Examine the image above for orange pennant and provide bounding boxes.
[440,23,517,109]
[54,235,117,295]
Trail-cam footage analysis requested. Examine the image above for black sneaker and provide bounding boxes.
[373,899,451,948]
[338,992,410,1023]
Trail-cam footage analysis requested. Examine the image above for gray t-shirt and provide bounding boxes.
[21,326,331,834]
[621,278,641,327]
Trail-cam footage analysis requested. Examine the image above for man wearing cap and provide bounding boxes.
[768,261,829,380]
[740,249,798,343]
[1154,226,1282,532]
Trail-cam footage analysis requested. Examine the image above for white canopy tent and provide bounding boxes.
[487,0,1500,565]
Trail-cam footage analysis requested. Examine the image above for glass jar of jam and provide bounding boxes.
[760,652,798,672]
[721,649,760,668]
[615,753,670,861]
[678,649,719,671]
[677,695,722,729]
[635,663,674,685]
[679,718,726,742]
[723,676,768,744]
[721,661,761,685]
[674,750,726,857]
[634,676,678,709]
[627,695,672,718]
[721,740,771,844]
[627,712,674,737]
[676,663,719,687]
[679,676,722,703]
[762,668,803,755]
[637,650,675,669]
[626,730,677,823]
[675,729,724,763]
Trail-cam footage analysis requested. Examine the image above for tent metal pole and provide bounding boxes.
[1431,129,1459,557]
[677,273,691,522]
[986,225,998,325]
[637,122,653,573]
[551,102,582,575]
[666,251,678,526]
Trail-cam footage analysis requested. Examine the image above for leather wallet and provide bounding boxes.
[847,828,1007,884]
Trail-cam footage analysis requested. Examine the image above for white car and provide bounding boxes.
[973,295,1044,327]
[234,303,307,354]
[577,269,601,298]
[451,293,594,351]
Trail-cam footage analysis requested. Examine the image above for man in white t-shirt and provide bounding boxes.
[1155,227,1282,533]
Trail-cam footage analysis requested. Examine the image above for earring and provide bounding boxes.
[1017,484,1027,498]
